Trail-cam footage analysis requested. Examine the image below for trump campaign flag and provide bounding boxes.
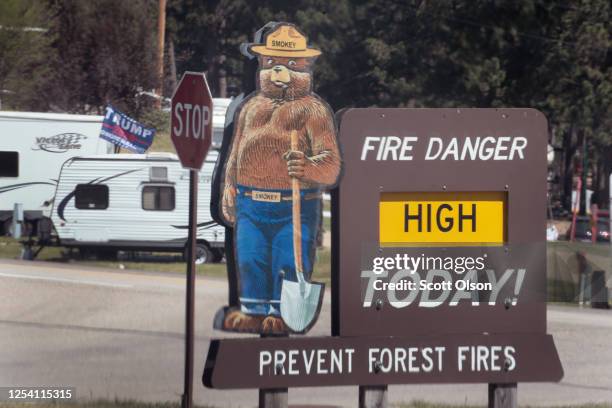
[100,105,155,153]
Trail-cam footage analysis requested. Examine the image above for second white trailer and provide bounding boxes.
[51,152,225,263]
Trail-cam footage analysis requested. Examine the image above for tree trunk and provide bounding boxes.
[218,54,227,98]
[168,38,177,94]
[579,130,587,215]
[206,33,218,96]
[604,146,612,208]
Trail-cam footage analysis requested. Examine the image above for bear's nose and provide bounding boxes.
[273,65,283,73]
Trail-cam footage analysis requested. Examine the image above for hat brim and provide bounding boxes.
[250,45,321,58]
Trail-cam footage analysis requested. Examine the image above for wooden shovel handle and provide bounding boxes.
[290,130,304,277]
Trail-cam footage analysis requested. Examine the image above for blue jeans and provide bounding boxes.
[235,185,321,316]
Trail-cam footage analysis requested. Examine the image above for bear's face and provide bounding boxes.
[258,56,314,101]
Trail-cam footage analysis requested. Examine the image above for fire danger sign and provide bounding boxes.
[203,108,563,389]
[332,108,553,338]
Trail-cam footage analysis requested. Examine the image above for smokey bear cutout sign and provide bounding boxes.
[213,23,342,335]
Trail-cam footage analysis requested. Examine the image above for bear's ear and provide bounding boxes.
[240,21,279,59]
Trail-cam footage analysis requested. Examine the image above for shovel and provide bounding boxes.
[280,130,325,333]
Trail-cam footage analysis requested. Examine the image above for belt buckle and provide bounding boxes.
[252,190,281,202]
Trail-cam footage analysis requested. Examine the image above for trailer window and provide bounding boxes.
[142,186,175,211]
[75,184,109,209]
[0,152,19,177]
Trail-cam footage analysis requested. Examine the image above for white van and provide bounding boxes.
[50,152,225,263]
[0,111,112,234]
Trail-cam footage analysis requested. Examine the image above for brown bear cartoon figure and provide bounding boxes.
[220,23,341,334]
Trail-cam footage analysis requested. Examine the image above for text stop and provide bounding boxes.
[173,103,210,139]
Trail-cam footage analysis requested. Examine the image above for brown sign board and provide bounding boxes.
[204,333,562,389]
[203,108,563,389]
[332,108,550,337]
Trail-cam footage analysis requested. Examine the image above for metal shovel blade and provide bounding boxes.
[280,279,324,333]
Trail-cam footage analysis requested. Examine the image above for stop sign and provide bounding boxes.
[171,72,213,170]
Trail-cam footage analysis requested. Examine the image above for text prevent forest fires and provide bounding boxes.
[259,345,516,376]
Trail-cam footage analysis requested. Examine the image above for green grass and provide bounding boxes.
[0,237,225,277]
[323,198,331,232]
[0,237,65,260]
[548,278,579,302]
[0,236,331,283]
[148,130,173,153]
[548,240,610,259]
[117,131,173,155]
[312,244,331,284]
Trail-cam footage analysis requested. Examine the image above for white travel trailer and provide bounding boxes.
[50,152,225,263]
[0,111,112,235]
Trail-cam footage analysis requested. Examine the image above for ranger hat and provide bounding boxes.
[250,23,321,58]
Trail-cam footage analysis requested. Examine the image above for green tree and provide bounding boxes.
[0,0,56,110]
[166,0,355,103]
[341,0,610,209]
[47,0,158,115]
[537,0,611,208]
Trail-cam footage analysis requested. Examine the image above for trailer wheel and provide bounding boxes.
[185,243,213,265]
[211,248,225,263]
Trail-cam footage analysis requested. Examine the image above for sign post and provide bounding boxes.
[171,71,213,408]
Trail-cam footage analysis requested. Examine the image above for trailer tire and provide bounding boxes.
[185,243,213,265]
[211,248,225,263]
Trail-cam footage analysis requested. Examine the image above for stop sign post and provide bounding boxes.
[171,72,213,408]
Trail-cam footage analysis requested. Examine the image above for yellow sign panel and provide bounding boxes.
[379,192,506,246]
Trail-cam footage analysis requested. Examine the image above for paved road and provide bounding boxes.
[1,259,611,407]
